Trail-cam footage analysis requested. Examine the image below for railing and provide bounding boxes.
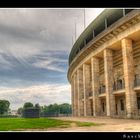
[69,9,134,65]
[89,92,93,97]
[113,80,125,91]
[99,85,106,94]
[81,92,92,99]
[81,94,84,99]
[134,77,140,87]
[138,110,140,116]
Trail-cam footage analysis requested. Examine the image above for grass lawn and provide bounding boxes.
[0,118,99,131]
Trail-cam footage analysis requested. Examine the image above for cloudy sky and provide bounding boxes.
[0,8,104,110]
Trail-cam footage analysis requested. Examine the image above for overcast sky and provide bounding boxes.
[0,8,104,110]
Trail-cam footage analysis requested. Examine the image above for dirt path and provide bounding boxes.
[46,117,140,132]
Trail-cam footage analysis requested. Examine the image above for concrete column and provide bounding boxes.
[73,75,77,117]
[74,73,78,116]
[104,48,115,117]
[77,69,81,117]
[83,64,87,116]
[91,57,101,116]
[122,38,137,118]
[83,63,91,116]
[73,73,78,116]
[73,74,76,116]
[71,76,74,117]
[78,69,84,116]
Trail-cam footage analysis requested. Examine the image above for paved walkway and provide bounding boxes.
[47,117,140,132]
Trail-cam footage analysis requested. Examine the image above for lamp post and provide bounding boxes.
[84,8,86,29]
[74,20,77,41]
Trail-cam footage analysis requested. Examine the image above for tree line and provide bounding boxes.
[0,100,72,117]
[18,102,72,116]
[40,103,72,116]
[0,100,10,115]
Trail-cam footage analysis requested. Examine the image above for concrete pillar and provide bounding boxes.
[104,48,115,117]
[122,38,137,118]
[91,57,101,116]
[71,76,74,116]
[73,74,76,116]
[83,64,89,116]
[77,69,81,117]
[83,63,91,116]
[83,64,87,116]
[73,74,77,117]
[74,73,78,116]
[78,68,84,116]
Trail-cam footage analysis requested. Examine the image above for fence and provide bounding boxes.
[40,113,72,117]
[113,80,125,91]
[99,85,106,94]
[134,78,140,87]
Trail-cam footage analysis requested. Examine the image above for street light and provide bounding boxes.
[84,8,86,29]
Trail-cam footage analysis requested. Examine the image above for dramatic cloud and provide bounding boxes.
[0,84,71,109]
[0,8,104,109]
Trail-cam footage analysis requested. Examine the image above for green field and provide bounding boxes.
[0,118,98,131]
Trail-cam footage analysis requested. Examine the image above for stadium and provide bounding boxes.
[67,9,140,118]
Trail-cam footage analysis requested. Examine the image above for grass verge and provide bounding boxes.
[0,118,101,131]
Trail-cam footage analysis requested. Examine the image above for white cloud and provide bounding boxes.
[0,8,104,68]
[32,56,67,72]
[0,8,105,110]
[0,84,71,110]
[0,55,13,70]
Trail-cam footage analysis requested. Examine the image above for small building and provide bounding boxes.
[22,108,40,118]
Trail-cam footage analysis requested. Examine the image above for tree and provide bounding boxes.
[17,107,23,115]
[23,102,34,109]
[40,105,48,116]
[0,100,10,115]
[59,103,72,114]
[35,103,40,109]
[40,103,72,117]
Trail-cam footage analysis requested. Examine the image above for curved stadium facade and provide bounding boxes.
[67,9,140,119]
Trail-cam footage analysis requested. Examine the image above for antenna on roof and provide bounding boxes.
[75,20,77,42]
[84,8,86,29]
[72,36,74,46]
